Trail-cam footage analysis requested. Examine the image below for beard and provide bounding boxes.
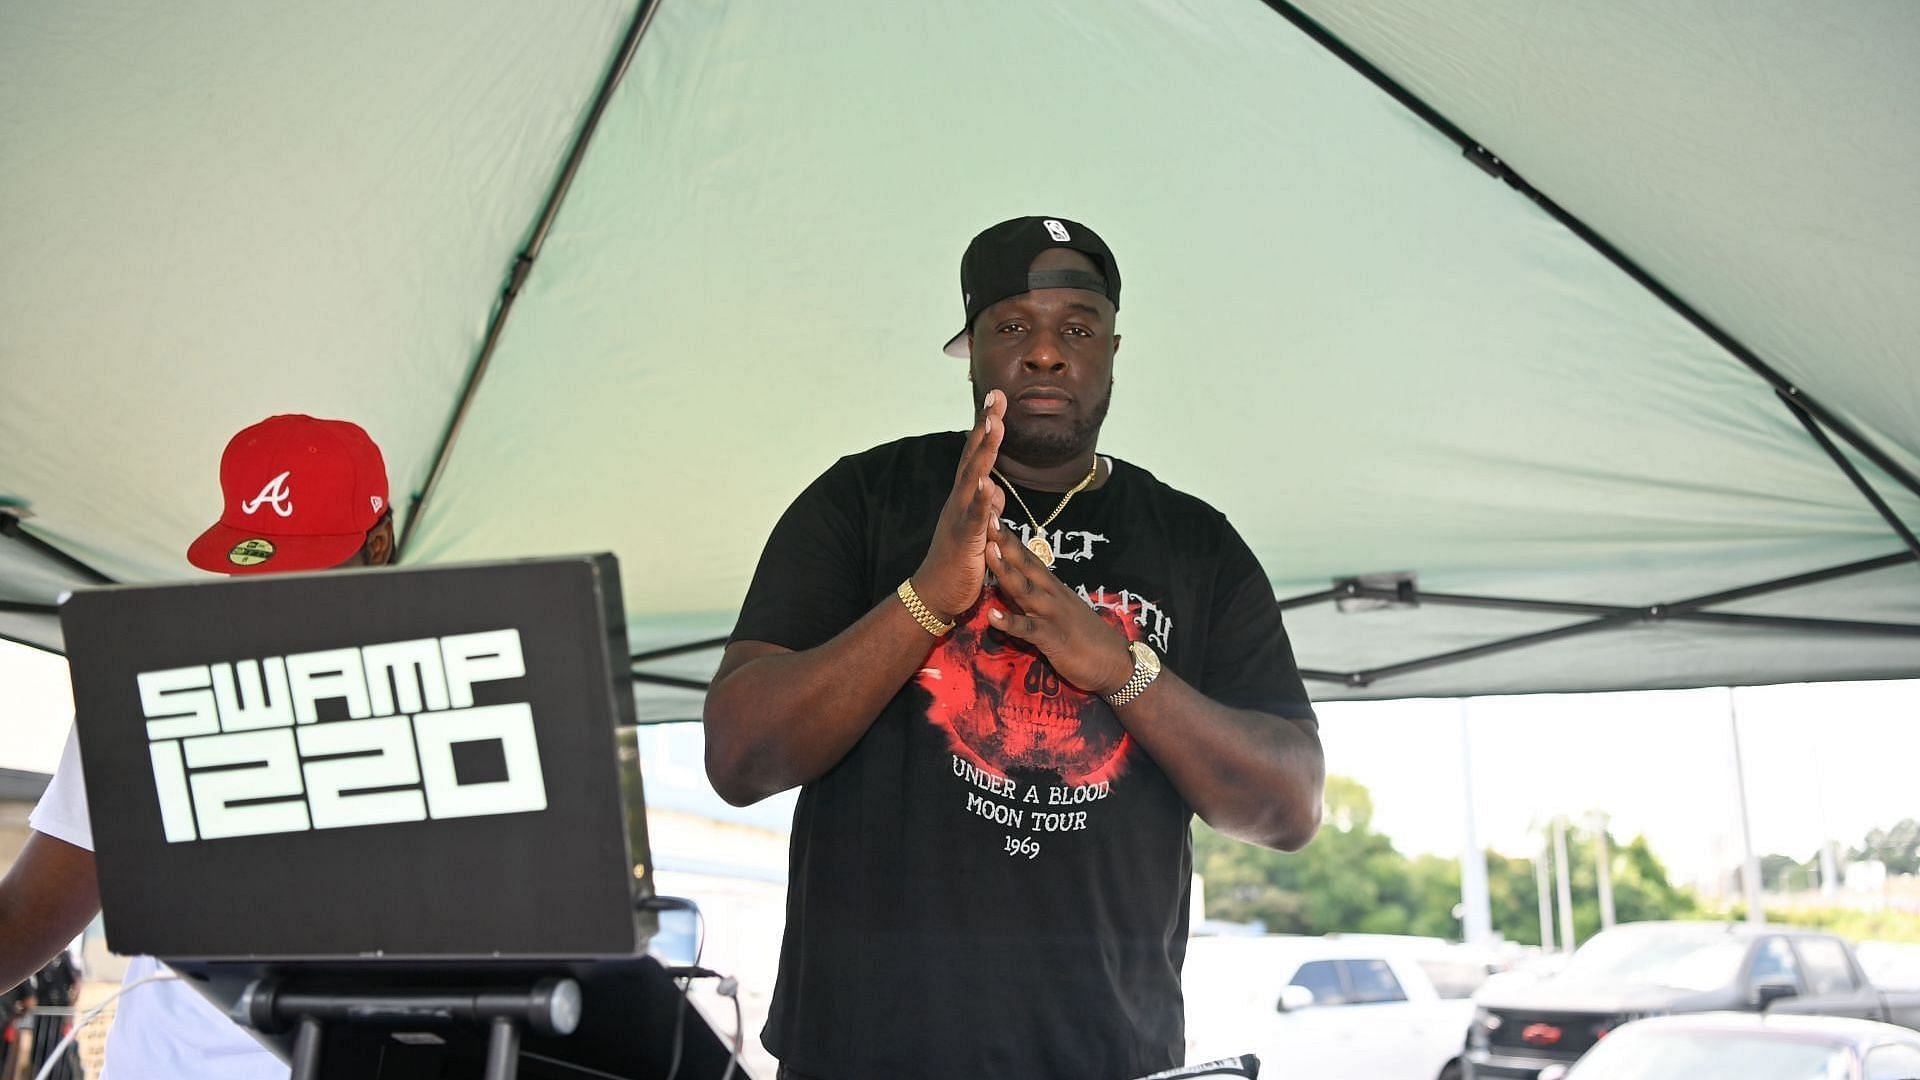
[975,380,1113,469]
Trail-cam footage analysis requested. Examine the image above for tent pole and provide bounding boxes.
[1347,618,1623,687]
[399,0,666,558]
[1276,587,1339,611]
[1669,551,1914,609]
[1334,551,1917,686]
[1778,392,1920,565]
[0,601,59,616]
[630,637,730,663]
[1341,582,1920,633]
[630,671,713,693]
[0,513,116,585]
[1676,610,1920,636]
[1257,1,1920,506]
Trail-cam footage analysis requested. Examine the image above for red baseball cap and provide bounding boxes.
[186,415,390,575]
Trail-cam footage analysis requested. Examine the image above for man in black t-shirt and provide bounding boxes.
[704,216,1325,1080]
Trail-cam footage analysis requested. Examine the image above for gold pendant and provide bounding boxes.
[1027,533,1055,567]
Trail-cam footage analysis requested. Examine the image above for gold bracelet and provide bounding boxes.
[897,578,954,637]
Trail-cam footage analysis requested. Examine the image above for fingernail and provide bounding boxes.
[991,542,1002,559]
[988,608,1003,622]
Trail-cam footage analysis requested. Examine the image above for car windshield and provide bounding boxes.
[1568,1028,1847,1080]
[1559,929,1748,991]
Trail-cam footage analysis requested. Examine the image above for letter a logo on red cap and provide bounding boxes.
[241,471,295,518]
[245,466,297,518]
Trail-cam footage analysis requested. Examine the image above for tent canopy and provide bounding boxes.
[4,0,1917,723]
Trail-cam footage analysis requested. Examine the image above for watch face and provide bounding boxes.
[1130,640,1161,675]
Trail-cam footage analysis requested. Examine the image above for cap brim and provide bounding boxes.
[942,327,969,358]
[186,520,366,576]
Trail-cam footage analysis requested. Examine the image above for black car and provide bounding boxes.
[1465,922,1920,1079]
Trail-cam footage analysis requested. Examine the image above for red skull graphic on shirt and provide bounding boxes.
[916,584,1141,786]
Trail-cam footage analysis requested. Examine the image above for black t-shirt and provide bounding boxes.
[731,432,1314,1080]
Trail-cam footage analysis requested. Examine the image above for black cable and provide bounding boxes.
[663,965,723,980]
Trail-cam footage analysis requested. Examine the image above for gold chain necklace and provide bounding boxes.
[993,457,1100,568]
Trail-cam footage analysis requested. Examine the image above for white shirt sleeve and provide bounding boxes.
[28,736,285,1078]
[27,726,94,852]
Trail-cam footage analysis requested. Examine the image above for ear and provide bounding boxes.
[1111,333,1122,358]
[365,517,396,566]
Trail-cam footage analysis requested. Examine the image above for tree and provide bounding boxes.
[1190,772,1704,941]
[1486,852,1548,947]
[1193,775,1411,933]
[1758,852,1816,892]
[1193,777,1695,945]
[1850,819,1920,876]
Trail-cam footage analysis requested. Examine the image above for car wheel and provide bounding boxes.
[1437,1060,1463,1080]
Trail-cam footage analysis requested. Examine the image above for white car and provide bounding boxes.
[1540,1012,1920,1080]
[1185,935,1479,1080]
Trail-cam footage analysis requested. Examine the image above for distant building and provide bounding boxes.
[1847,859,1889,894]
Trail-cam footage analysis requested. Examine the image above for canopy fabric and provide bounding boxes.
[4,0,1917,724]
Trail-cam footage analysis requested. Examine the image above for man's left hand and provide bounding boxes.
[983,537,1135,696]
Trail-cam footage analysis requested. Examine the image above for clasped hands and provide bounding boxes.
[909,390,1134,697]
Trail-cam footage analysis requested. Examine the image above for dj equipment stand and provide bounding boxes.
[239,974,581,1080]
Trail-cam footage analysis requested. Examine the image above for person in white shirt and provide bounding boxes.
[1,414,395,1079]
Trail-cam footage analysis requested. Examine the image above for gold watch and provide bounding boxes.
[896,578,954,637]
[1105,641,1162,708]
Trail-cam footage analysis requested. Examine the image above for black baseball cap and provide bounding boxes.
[942,216,1121,357]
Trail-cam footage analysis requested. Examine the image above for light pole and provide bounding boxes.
[1588,812,1615,930]
[1727,687,1766,925]
[1458,699,1494,947]
[1810,738,1840,900]
[1554,816,1577,953]
[1534,839,1556,953]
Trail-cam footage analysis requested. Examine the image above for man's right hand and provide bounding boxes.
[912,389,1006,621]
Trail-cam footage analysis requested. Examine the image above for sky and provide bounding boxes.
[4,637,1914,890]
[1313,680,1920,890]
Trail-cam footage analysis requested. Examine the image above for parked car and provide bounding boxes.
[1536,1012,1920,1080]
[1185,934,1476,1080]
[1318,933,1516,1001]
[1466,922,1920,1079]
